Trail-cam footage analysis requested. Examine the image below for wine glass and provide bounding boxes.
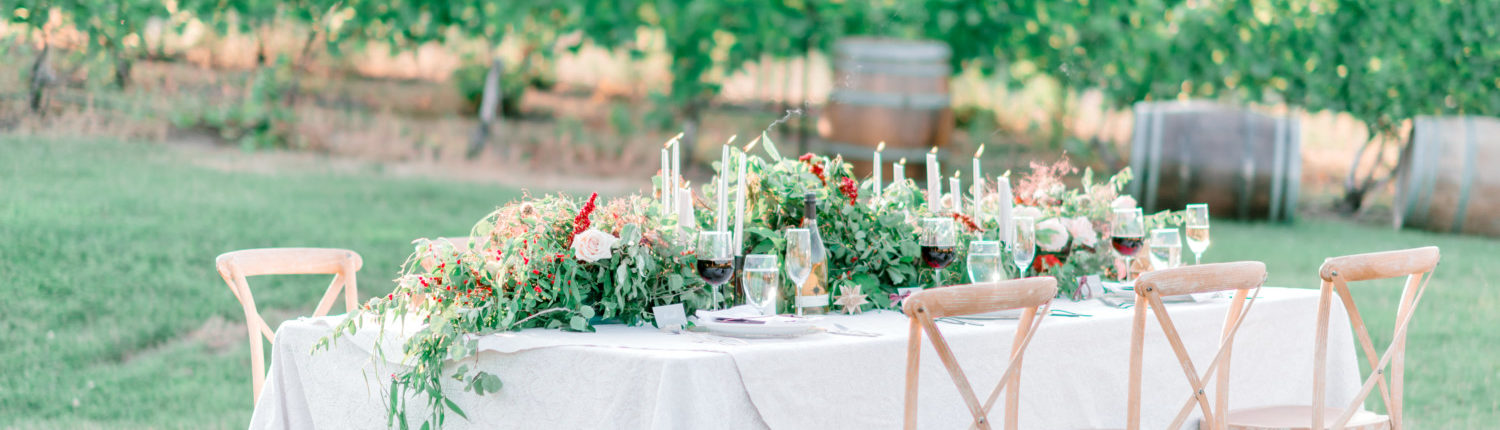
[967,240,1005,283]
[784,229,813,316]
[919,217,958,289]
[742,254,780,316]
[1012,217,1036,278]
[1149,228,1182,270]
[1185,203,1211,265]
[1111,208,1145,282]
[695,231,735,308]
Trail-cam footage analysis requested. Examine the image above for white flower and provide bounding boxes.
[1036,218,1071,252]
[571,228,620,263]
[1065,216,1099,247]
[1014,206,1043,220]
[1111,195,1138,210]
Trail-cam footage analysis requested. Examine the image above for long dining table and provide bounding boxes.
[249,286,1363,429]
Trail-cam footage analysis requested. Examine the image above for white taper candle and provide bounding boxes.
[926,148,940,211]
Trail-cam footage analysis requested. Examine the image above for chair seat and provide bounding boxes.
[1222,405,1390,430]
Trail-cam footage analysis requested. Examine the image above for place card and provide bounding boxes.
[654,303,688,331]
[1075,275,1104,300]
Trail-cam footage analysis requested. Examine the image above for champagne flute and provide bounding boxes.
[1012,217,1036,278]
[966,240,1005,283]
[1149,228,1182,270]
[695,231,735,308]
[1185,203,1211,265]
[919,217,958,289]
[784,229,813,316]
[741,254,780,316]
[1111,208,1145,282]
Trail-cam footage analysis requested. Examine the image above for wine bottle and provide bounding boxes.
[797,192,830,315]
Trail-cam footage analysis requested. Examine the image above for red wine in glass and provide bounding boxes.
[697,258,736,286]
[921,245,958,269]
[1111,235,1145,257]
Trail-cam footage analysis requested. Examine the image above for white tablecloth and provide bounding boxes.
[249,287,1363,429]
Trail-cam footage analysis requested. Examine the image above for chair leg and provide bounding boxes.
[248,321,266,403]
[904,318,923,430]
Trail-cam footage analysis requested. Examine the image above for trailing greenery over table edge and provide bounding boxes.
[318,134,1181,428]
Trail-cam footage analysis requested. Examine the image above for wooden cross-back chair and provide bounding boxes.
[215,248,363,403]
[1224,247,1439,430]
[1125,261,1267,430]
[902,277,1058,430]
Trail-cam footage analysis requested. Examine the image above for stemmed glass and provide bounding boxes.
[1111,208,1145,282]
[919,217,958,289]
[1011,217,1036,278]
[741,254,780,316]
[1184,203,1211,265]
[966,240,1005,283]
[784,229,814,316]
[695,231,735,308]
[1149,228,1182,270]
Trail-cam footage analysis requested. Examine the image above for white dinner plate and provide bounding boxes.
[694,317,821,338]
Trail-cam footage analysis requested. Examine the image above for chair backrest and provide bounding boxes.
[215,247,362,403]
[1128,261,1267,430]
[1312,247,1438,430]
[902,277,1058,430]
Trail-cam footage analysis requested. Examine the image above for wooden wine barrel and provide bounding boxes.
[1393,116,1500,236]
[1128,102,1301,222]
[819,38,953,179]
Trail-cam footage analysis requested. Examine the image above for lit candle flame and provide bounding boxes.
[929,147,938,154]
[744,136,761,152]
[898,157,907,164]
[954,170,962,178]
[876,141,886,152]
[974,144,985,158]
[726,134,737,146]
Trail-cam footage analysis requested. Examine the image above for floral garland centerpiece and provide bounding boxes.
[318,135,1179,428]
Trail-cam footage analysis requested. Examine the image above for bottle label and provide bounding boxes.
[795,294,829,308]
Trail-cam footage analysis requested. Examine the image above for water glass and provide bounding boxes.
[1149,228,1182,270]
[966,240,1005,283]
[741,254,780,316]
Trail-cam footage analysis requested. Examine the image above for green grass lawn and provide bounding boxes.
[2,137,1496,428]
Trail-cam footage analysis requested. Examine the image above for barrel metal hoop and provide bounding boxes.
[1145,104,1166,212]
[1285,117,1301,221]
[829,90,950,110]
[1399,118,1428,227]
[1129,102,1152,202]
[1452,116,1479,233]
[1270,116,1288,222]
[1412,118,1440,227]
[1237,111,1256,220]
[833,60,950,77]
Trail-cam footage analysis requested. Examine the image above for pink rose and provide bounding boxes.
[570,228,620,263]
[1065,216,1099,247]
[1036,218,1071,252]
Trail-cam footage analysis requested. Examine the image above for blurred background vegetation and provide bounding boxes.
[3,0,1499,428]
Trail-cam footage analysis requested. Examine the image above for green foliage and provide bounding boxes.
[172,58,298,150]
[451,62,530,119]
